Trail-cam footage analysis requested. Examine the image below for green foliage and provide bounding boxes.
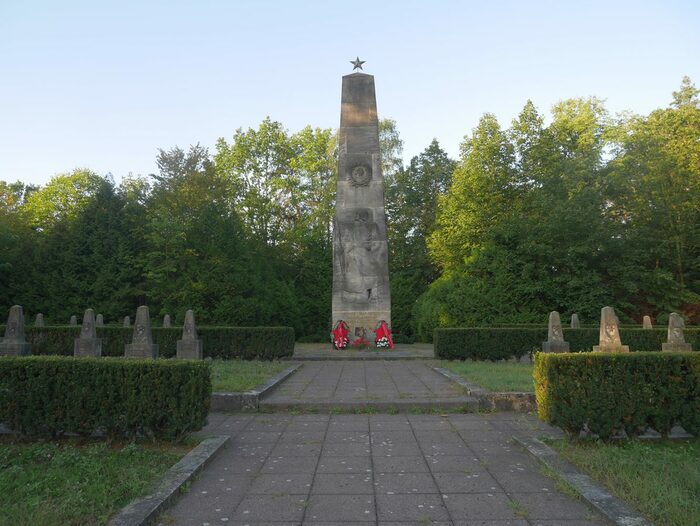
[434,327,700,360]
[607,77,700,314]
[0,356,211,440]
[21,169,105,229]
[419,79,700,333]
[9,326,295,360]
[439,360,534,392]
[208,326,295,360]
[387,139,455,337]
[2,78,700,335]
[210,359,288,392]
[551,439,700,526]
[534,352,700,439]
[435,327,543,360]
[0,440,181,526]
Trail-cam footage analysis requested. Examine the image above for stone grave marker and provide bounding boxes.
[96,314,104,327]
[542,311,570,353]
[0,305,32,356]
[35,313,45,327]
[642,315,652,329]
[593,306,629,352]
[570,313,580,329]
[69,315,77,326]
[124,306,158,358]
[662,313,692,352]
[74,308,102,357]
[123,315,131,328]
[176,310,203,360]
[163,314,171,328]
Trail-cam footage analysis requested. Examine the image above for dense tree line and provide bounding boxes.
[1,79,698,339]
[415,78,700,339]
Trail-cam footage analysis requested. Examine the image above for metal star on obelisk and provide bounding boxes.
[350,57,365,71]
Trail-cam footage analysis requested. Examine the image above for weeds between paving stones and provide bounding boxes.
[157,514,176,524]
[509,499,529,518]
[538,464,582,501]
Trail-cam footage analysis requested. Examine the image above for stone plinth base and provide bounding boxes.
[592,345,630,353]
[74,339,102,357]
[541,341,570,353]
[662,342,693,352]
[125,344,159,359]
[334,310,391,342]
[177,340,203,360]
[0,342,31,356]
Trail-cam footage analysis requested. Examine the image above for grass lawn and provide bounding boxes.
[209,359,289,392]
[439,360,534,392]
[0,438,186,526]
[550,439,700,526]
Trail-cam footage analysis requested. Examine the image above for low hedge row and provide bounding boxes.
[0,356,211,440]
[534,352,700,439]
[434,327,700,361]
[1,326,295,360]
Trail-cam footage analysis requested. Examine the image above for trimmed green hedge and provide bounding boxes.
[534,352,700,439]
[434,327,700,361]
[0,356,211,440]
[1,326,295,360]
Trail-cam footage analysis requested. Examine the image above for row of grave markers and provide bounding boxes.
[543,306,693,353]
[569,312,664,330]
[0,305,203,359]
[35,312,175,328]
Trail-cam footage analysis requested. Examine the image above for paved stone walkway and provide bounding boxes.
[260,361,477,411]
[292,343,434,360]
[160,413,606,525]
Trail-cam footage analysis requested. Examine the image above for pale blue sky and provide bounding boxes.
[1,0,698,185]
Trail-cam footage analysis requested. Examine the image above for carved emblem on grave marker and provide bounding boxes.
[604,324,617,342]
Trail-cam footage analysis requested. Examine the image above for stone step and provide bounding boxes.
[287,353,432,361]
[290,343,435,361]
[258,398,480,413]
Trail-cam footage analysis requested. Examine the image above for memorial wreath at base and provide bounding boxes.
[374,320,394,349]
[331,320,349,350]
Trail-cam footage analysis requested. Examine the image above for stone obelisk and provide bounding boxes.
[332,59,391,340]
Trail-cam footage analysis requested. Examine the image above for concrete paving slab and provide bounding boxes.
[374,472,440,494]
[305,494,376,521]
[261,360,477,412]
[376,493,451,521]
[160,413,612,526]
[312,473,374,494]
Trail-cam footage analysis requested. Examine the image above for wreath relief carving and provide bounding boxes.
[349,164,371,186]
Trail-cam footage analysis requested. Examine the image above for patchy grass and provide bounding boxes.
[209,359,288,392]
[550,439,700,526]
[440,361,534,392]
[0,438,185,526]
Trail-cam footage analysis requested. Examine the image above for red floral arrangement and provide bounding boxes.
[331,320,349,350]
[374,320,394,349]
[350,337,371,350]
